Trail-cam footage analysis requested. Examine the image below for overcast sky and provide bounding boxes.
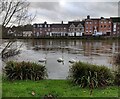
[28,0,120,24]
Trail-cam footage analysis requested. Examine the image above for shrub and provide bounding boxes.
[112,53,120,86]
[4,61,47,81]
[69,61,114,88]
[113,71,120,86]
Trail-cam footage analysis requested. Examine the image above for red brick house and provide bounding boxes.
[84,15,112,36]
[99,17,112,36]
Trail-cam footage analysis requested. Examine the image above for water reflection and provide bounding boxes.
[1,39,120,79]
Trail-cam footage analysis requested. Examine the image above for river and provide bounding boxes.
[0,39,119,79]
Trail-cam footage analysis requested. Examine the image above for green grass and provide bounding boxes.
[2,80,119,98]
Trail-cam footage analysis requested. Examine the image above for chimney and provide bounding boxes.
[101,17,104,19]
[44,21,47,24]
[61,21,63,24]
[87,15,90,19]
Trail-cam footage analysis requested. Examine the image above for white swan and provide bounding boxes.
[38,58,46,62]
[57,58,64,62]
[69,59,77,63]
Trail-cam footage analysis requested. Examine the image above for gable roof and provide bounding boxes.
[68,21,84,27]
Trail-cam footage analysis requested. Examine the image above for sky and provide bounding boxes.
[7,0,120,25]
[28,0,120,24]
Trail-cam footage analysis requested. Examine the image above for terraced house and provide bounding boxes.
[84,15,112,36]
[33,21,51,37]
[50,21,68,37]
[33,21,84,37]
[32,15,120,37]
[68,21,84,36]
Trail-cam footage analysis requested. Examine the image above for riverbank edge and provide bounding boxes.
[1,36,120,40]
[2,79,119,98]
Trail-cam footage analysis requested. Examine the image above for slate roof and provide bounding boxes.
[110,17,120,22]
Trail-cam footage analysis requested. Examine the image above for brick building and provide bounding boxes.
[33,21,84,37]
[99,17,112,36]
[50,21,68,37]
[32,16,119,37]
[84,15,112,36]
[84,15,98,36]
[33,21,51,37]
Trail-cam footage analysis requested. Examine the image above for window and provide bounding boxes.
[109,21,111,23]
[45,25,47,28]
[104,25,106,28]
[37,24,39,28]
[33,25,36,28]
[39,25,42,28]
[104,21,106,24]
[101,25,102,28]
[86,26,88,29]
[90,26,92,29]
[86,22,88,24]
[90,22,92,24]
[48,25,50,27]
[101,21,103,23]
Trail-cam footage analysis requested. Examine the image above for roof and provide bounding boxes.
[68,21,84,27]
[33,23,52,28]
[51,24,68,28]
[110,17,120,22]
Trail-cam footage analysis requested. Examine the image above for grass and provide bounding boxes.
[2,79,119,98]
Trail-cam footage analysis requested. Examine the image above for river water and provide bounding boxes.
[0,39,120,79]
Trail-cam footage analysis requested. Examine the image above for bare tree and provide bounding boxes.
[0,0,36,58]
[0,0,36,27]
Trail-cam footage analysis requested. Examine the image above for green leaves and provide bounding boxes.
[4,61,48,81]
[69,61,114,88]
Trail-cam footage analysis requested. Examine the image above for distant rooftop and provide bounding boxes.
[110,17,120,22]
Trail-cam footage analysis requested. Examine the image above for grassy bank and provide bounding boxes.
[2,80,119,98]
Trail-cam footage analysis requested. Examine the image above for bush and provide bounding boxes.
[69,61,114,88]
[4,61,47,81]
[113,71,120,86]
[112,53,120,86]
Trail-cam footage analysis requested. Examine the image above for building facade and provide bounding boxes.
[33,21,51,37]
[110,17,120,37]
[84,15,112,36]
[32,16,120,37]
[50,21,68,37]
[99,17,112,36]
[33,21,84,37]
[68,21,84,36]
